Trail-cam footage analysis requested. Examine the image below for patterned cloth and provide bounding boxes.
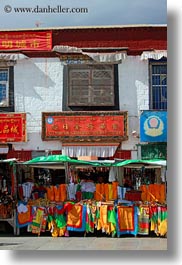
[116,205,138,237]
[67,204,87,232]
[137,205,150,235]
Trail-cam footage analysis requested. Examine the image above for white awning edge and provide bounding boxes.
[62,145,119,158]
[140,50,167,60]
[0,53,28,61]
[53,45,127,63]
[82,51,127,63]
[53,45,83,53]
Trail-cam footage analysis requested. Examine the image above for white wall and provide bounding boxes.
[118,56,149,154]
[12,56,149,154]
[13,57,63,150]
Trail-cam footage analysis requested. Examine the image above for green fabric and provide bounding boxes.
[55,215,66,229]
[108,209,116,225]
[107,209,117,237]
[82,192,94,200]
[47,215,54,223]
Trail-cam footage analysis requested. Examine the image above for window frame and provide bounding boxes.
[149,58,167,110]
[0,65,14,112]
[63,63,119,111]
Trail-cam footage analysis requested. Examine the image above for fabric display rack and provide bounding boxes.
[16,181,167,237]
[0,160,17,235]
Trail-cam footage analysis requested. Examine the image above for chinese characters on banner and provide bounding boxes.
[0,113,26,142]
[42,111,128,142]
[0,31,52,50]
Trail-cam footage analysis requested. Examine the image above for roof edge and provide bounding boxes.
[0,24,167,32]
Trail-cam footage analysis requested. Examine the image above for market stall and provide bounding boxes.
[0,159,17,235]
[14,155,167,237]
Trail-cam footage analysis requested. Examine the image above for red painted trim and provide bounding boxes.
[0,26,167,56]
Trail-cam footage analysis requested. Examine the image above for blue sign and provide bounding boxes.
[140,111,167,142]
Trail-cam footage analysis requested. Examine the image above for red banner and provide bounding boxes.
[42,111,128,142]
[0,31,52,51]
[0,113,26,142]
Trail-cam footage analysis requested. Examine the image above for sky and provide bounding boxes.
[0,0,168,29]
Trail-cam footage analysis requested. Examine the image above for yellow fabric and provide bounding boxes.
[108,184,113,200]
[97,205,109,232]
[118,206,134,231]
[158,219,167,236]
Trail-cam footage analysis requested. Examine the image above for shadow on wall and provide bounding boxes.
[15,59,56,101]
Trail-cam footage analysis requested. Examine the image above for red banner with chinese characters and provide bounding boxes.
[42,111,128,142]
[0,31,52,51]
[0,113,26,142]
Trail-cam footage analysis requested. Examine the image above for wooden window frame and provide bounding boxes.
[63,64,119,111]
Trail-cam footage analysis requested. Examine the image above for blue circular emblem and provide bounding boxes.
[47,117,54,124]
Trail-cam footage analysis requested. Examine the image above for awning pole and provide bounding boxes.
[65,162,69,184]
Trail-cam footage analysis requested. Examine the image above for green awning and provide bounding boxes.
[24,155,166,168]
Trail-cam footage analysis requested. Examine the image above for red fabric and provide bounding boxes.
[125,192,141,201]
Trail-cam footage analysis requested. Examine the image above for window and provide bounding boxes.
[64,64,119,111]
[0,68,9,107]
[0,66,14,111]
[149,59,167,110]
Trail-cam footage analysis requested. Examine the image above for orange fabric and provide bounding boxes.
[54,186,60,202]
[18,205,32,224]
[67,205,82,228]
[140,184,166,203]
[159,184,166,203]
[117,206,134,231]
[140,185,148,201]
[47,186,54,201]
[95,183,101,200]
[112,181,118,200]
[104,183,109,201]
[100,183,105,201]
[59,184,67,201]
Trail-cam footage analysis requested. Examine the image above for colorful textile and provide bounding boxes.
[31,207,45,235]
[86,203,97,233]
[67,204,86,232]
[116,205,138,237]
[107,206,117,237]
[67,204,82,228]
[137,205,150,235]
[97,204,116,236]
[16,204,32,228]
